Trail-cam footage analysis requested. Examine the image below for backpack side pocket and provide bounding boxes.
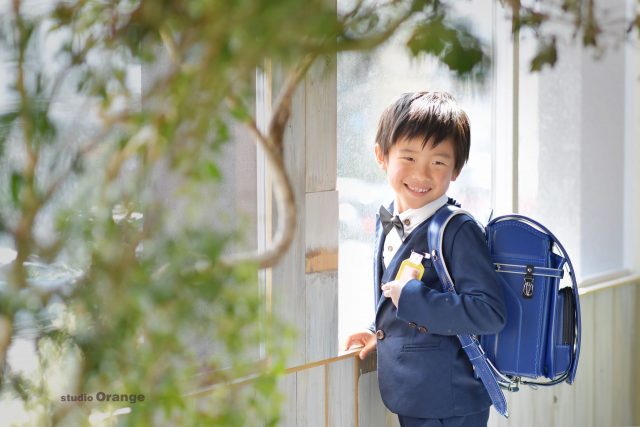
[549,287,574,378]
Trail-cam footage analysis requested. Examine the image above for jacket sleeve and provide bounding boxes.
[395,218,507,336]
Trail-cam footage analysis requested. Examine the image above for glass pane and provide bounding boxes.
[337,0,495,343]
[517,25,626,279]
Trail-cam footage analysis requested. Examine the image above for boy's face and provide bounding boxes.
[375,136,459,213]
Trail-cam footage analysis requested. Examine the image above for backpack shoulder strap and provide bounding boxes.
[427,205,485,287]
[427,205,509,418]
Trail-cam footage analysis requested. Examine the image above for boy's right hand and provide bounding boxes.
[344,330,377,360]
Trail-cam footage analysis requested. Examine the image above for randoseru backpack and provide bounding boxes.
[427,205,581,418]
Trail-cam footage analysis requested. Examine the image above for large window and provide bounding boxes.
[336,0,496,342]
[337,0,635,344]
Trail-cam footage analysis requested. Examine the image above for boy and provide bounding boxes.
[345,91,506,427]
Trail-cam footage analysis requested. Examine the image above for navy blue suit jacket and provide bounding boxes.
[372,202,506,418]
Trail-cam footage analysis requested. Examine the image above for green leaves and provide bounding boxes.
[514,10,549,32]
[582,6,601,47]
[530,36,558,72]
[10,172,24,205]
[407,14,488,77]
[1,0,637,425]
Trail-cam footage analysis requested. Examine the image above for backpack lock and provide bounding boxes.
[523,265,534,298]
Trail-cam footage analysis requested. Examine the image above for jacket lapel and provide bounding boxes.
[373,202,389,311]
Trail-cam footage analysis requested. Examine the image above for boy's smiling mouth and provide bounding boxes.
[405,183,430,194]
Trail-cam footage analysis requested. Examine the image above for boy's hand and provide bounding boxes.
[381,269,419,308]
[344,330,376,360]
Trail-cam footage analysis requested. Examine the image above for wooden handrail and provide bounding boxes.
[187,271,639,397]
[578,271,640,296]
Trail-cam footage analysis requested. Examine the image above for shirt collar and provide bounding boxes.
[393,194,449,235]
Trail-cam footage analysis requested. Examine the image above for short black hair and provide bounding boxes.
[375,91,470,173]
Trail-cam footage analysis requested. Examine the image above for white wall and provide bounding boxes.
[518,0,630,280]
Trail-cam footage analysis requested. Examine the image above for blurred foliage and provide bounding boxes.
[0,0,636,425]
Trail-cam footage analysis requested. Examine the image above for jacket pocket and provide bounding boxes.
[401,342,441,352]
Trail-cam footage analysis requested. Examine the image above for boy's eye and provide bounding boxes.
[433,161,447,166]
[401,157,414,162]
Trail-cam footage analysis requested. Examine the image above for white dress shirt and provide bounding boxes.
[382,194,449,269]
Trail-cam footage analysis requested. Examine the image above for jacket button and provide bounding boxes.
[376,329,385,340]
[418,326,428,333]
[408,322,417,328]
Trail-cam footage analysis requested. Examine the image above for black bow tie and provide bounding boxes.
[379,205,405,240]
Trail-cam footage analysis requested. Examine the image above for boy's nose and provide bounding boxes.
[416,167,433,180]
[412,172,432,183]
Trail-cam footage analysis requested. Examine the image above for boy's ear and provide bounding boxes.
[374,144,387,171]
[451,168,461,182]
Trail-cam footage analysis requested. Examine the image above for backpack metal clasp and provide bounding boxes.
[523,265,534,298]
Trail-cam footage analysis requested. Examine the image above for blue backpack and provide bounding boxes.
[428,205,581,418]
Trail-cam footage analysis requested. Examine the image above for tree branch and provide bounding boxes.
[268,54,316,152]
[335,7,416,52]
[221,54,316,269]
